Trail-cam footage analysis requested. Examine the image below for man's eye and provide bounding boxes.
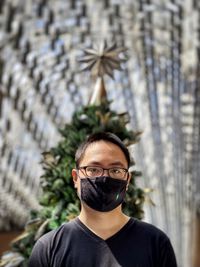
[111,168,121,174]
[87,167,99,173]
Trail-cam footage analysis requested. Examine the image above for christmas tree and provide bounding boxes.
[0,42,146,267]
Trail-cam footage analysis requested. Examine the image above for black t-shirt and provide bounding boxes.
[28,217,177,267]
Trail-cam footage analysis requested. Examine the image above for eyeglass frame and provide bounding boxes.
[77,166,129,179]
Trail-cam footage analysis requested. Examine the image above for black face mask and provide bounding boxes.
[79,176,128,212]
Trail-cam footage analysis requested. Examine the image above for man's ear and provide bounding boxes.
[72,169,78,188]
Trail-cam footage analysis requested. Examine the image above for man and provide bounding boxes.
[29,132,177,267]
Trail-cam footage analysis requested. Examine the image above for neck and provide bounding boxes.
[78,203,130,239]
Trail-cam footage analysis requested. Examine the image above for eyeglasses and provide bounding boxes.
[78,166,128,179]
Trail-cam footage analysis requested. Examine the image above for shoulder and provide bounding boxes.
[133,218,167,235]
[28,219,79,266]
[34,219,76,251]
[131,219,177,266]
[35,218,78,248]
[131,218,170,243]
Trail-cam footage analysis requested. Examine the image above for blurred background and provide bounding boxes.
[0,0,200,266]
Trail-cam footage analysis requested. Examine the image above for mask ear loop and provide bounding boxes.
[126,172,131,191]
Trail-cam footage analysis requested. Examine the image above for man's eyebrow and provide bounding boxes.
[86,161,125,167]
[109,161,126,167]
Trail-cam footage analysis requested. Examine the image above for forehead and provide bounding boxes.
[80,140,128,167]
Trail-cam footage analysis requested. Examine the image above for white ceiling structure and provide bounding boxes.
[0,0,200,266]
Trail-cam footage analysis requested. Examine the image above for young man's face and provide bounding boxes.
[72,140,130,195]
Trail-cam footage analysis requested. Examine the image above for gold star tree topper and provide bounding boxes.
[79,41,127,105]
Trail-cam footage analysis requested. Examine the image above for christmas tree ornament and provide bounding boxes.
[79,41,127,105]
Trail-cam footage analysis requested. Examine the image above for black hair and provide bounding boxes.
[75,132,130,168]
